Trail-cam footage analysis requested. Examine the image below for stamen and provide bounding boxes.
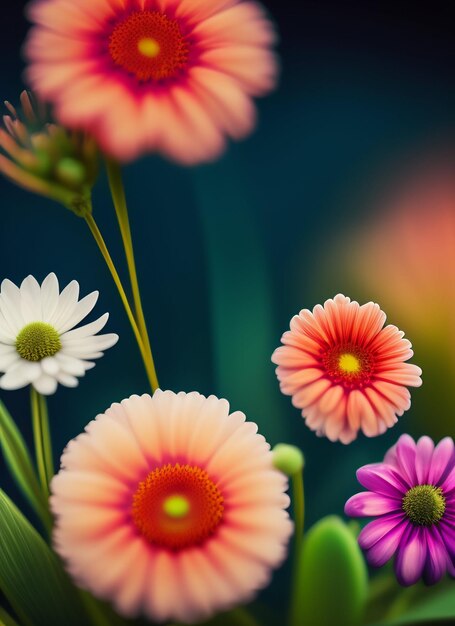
[402,484,446,526]
[16,322,62,362]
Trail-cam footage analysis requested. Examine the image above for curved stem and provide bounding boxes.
[105,158,159,392]
[30,387,53,495]
[84,213,157,390]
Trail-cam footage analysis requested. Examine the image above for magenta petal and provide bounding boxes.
[424,527,450,585]
[357,464,407,497]
[439,521,455,561]
[345,492,401,517]
[428,437,455,486]
[442,467,455,495]
[366,519,408,567]
[415,436,435,484]
[358,513,404,550]
[395,434,418,486]
[384,442,399,469]
[395,526,427,586]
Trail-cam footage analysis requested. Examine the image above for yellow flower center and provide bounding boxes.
[16,322,61,362]
[338,353,361,373]
[402,485,446,526]
[109,11,190,82]
[138,37,161,58]
[132,463,224,550]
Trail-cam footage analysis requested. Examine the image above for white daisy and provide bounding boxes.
[0,273,118,395]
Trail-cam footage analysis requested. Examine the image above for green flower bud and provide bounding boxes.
[272,443,305,476]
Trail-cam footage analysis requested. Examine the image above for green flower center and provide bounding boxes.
[16,322,62,362]
[402,484,446,526]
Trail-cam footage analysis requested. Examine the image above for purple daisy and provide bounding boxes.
[345,434,455,585]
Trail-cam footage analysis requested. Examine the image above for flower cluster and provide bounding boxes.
[0,1,453,625]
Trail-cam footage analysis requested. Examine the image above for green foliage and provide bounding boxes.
[291,515,368,626]
[0,489,89,626]
[0,399,51,530]
[373,586,455,625]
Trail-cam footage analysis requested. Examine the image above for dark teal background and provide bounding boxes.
[1,2,455,613]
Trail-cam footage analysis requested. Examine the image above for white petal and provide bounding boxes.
[41,273,60,321]
[50,280,79,329]
[32,374,58,395]
[0,360,41,390]
[60,347,104,359]
[40,356,60,376]
[0,279,24,333]
[57,291,99,334]
[60,313,109,341]
[61,333,119,353]
[0,351,20,372]
[55,353,91,376]
[20,275,42,323]
[57,373,79,388]
[0,313,16,344]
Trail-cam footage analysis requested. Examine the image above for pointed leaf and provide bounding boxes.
[0,400,51,529]
[373,586,455,625]
[0,489,89,626]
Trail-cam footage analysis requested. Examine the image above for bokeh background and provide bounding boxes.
[1,0,455,617]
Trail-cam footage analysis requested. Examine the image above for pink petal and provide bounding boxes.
[356,464,407,497]
[344,492,401,517]
[428,437,455,486]
[395,527,427,586]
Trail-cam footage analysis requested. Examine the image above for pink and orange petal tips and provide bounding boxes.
[272,294,422,444]
[51,391,292,624]
[24,0,278,164]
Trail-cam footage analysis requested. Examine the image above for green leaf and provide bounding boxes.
[291,515,368,626]
[0,400,51,530]
[0,605,21,626]
[0,489,90,626]
[373,586,455,625]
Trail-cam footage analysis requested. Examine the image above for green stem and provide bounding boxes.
[30,388,53,495]
[38,394,54,482]
[289,468,305,626]
[292,469,305,558]
[105,158,159,392]
[84,213,157,391]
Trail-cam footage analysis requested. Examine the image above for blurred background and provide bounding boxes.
[1,0,455,615]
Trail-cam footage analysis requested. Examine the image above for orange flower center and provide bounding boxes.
[323,344,374,388]
[109,11,190,82]
[132,463,224,550]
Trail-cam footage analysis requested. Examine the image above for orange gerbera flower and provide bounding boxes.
[272,294,422,444]
[24,0,278,164]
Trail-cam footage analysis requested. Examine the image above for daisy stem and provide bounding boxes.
[30,387,53,495]
[105,158,159,392]
[84,213,157,390]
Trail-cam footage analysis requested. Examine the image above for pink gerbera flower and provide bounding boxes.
[24,0,278,164]
[51,391,292,623]
[272,294,422,444]
[345,434,455,586]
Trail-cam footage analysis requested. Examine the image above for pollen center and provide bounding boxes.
[138,37,160,58]
[109,11,190,82]
[339,353,361,373]
[132,463,224,550]
[16,322,62,362]
[402,484,446,526]
[323,343,374,388]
